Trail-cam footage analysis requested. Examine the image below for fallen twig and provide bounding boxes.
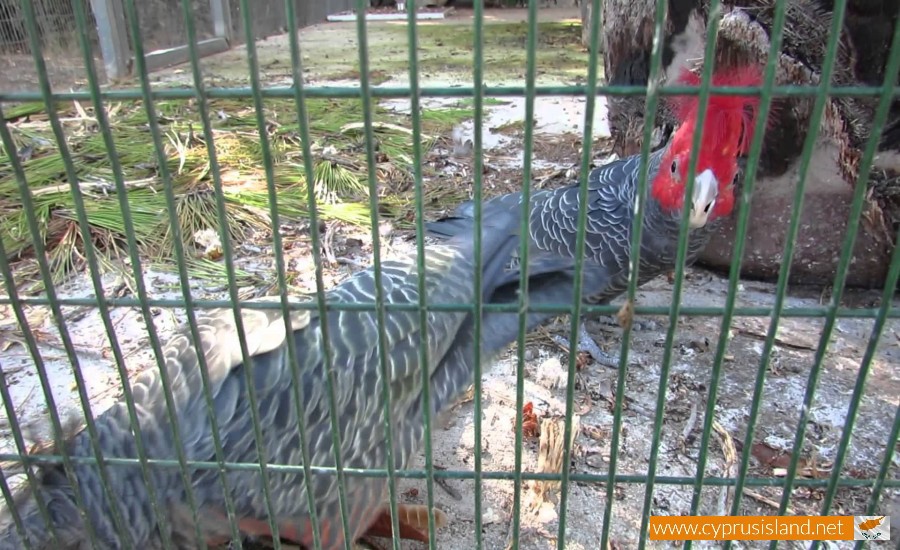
[322,222,338,266]
[713,420,737,516]
[334,257,368,269]
[681,401,699,449]
[734,327,816,352]
[29,177,157,198]
[534,168,565,188]
[745,489,794,515]
[340,121,416,136]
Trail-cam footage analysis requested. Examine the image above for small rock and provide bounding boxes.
[482,507,499,525]
[536,357,566,389]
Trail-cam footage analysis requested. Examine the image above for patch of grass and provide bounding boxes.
[321,68,393,86]
[456,97,511,108]
[491,119,531,136]
[153,256,266,290]
[375,21,599,83]
[0,96,475,287]
[2,102,51,121]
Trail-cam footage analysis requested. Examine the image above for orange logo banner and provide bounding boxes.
[648,516,890,541]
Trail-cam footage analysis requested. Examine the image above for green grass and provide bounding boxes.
[372,21,597,83]
[1,19,600,288]
[303,21,599,85]
[0,96,474,287]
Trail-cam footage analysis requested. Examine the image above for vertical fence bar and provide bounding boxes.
[636,1,726,545]
[403,2,440,548]
[682,0,779,532]
[0,108,102,550]
[283,3,352,550]
[0,246,60,550]
[352,0,402,547]
[173,0,262,545]
[11,1,140,546]
[557,0,603,544]
[471,1,486,548]
[813,16,900,537]
[511,0,540,547]
[121,0,276,545]
[768,0,855,539]
[599,0,669,540]
[717,2,790,546]
[859,399,900,550]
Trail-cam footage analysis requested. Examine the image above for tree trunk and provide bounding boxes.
[580,0,591,48]
[598,0,900,289]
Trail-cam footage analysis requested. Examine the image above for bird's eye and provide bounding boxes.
[670,159,678,175]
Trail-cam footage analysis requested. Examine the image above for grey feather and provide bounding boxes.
[0,207,576,550]
[426,149,719,314]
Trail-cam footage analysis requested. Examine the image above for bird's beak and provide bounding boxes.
[688,169,718,229]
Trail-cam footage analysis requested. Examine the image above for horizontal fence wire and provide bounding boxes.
[5,84,900,102]
[0,0,898,548]
[1,296,898,318]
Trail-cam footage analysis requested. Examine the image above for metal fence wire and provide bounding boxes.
[0,0,94,53]
[133,0,214,54]
[0,0,898,548]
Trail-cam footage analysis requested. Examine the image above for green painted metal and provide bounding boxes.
[817,9,900,550]
[558,0,604,545]
[471,0,487,547]
[717,0,790,547]
[637,0,729,545]
[352,0,402,547]
[511,0,541,547]
[283,0,340,546]
[2,296,898,319]
[0,0,898,548]
[402,0,440,548]
[3,84,899,102]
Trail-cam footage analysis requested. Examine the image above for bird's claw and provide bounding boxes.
[552,323,621,369]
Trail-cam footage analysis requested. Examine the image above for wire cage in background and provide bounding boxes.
[0,0,99,92]
[0,0,898,548]
[0,0,95,53]
[0,0,353,93]
[131,0,215,54]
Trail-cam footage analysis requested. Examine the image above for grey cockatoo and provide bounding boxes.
[0,207,580,550]
[427,65,763,367]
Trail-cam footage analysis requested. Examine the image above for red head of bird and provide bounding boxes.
[650,65,763,229]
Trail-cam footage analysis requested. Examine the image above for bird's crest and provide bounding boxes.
[667,65,764,157]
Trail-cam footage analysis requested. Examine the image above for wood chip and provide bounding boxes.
[616,299,634,330]
[745,489,794,515]
[526,414,581,509]
[713,420,737,516]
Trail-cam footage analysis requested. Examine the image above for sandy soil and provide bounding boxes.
[1,7,898,550]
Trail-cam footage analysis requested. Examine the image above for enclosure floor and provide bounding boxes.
[1,6,898,549]
[3,262,898,550]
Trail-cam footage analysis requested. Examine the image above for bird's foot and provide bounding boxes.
[361,503,448,546]
[552,323,621,369]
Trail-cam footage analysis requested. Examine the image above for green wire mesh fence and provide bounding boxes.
[0,0,898,548]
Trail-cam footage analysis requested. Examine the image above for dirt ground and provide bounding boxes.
[1,7,898,550]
